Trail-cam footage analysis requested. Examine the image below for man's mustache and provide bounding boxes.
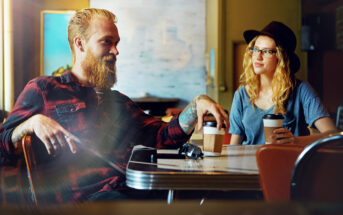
[103,55,116,62]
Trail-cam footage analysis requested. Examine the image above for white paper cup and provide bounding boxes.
[203,121,225,156]
[263,114,284,144]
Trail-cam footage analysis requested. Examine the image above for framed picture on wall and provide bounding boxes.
[40,10,75,76]
[206,48,217,89]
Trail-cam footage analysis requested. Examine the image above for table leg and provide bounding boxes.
[200,197,205,205]
[167,189,174,204]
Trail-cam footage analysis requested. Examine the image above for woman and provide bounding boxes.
[229,21,337,145]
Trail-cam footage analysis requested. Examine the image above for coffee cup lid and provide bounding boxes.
[203,121,226,128]
[263,114,284,120]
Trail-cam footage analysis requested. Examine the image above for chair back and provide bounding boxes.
[290,133,343,201]
[0,137,32,204]
[0,110,7,124]
[336,106,343,131]
[256,143,307,201]
[22,135,39,205]
[21,135,126,205]
[0,156,29,204]
[22,135,72,205]
[22,135,90,205]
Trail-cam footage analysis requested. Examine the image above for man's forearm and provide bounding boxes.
[11,119,32,148]
[179,96,200,135]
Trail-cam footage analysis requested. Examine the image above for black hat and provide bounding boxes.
[243,21,300,74]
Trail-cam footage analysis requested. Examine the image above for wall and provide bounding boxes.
[205,0,223,103]
[322,51,343,113]
[207,0,304,111]
[302,0,343,114]
[12,0,89,100]
[13,0,41,100]
[41,0,89,10]
[12,0,305,111]
[91,0,207,107]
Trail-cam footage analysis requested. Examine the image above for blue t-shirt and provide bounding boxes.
[229,80,330,145]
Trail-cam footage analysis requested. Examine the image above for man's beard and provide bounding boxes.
[82,49,117,90]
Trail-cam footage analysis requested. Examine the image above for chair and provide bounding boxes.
[21,135,129,205]
[256,143,308,201]
[336,106,343,131]
[0,110,8,124]
[21,135,38,205]
[0,159,28,204]
[0,137,31,204]
[290,132,343,201]
[2,135,94,205]
[21,135,80,205]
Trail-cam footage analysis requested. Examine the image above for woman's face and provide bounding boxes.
[251,35,278,76]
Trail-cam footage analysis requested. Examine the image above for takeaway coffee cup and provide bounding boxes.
[263,114,284,144]
[203,121,225,156]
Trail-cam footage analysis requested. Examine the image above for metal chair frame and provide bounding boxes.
[290,132,343,200]
[336,106,343,130]
[21,135,38,205]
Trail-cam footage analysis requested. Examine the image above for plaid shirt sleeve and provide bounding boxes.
[111,91,192,149]
[0,79,44,158]
[139,113,191,149]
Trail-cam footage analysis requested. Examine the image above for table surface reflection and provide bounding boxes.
[126,145,260,191]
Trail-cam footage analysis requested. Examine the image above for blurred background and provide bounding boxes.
[0,0,342,118]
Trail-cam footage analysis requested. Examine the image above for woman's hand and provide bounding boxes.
[270,128,295,144]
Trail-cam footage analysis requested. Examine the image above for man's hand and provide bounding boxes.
[12,114,77,155]
[179,95,229,135]
[195,95,229,131]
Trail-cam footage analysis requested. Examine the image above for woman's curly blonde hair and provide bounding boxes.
[240,36,294,115]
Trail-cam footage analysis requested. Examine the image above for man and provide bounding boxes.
[0,8,228,202]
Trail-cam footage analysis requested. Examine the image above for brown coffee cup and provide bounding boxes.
[263,114,284,144]
[203,121,225,156]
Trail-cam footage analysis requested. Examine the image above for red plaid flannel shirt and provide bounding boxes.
[0,71,190,202]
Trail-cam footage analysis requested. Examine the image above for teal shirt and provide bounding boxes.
[229,80,330,145]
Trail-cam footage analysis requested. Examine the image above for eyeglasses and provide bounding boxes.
[249,47,277,58]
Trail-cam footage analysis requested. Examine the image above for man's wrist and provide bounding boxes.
[179,98,198,135]
[11,118,33,146]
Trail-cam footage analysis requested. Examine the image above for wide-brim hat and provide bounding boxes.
[243,21,300,74]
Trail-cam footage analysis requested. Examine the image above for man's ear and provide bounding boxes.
[74,37,85,52]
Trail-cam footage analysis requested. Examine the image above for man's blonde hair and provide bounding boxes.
[68,8,117,64]
[239,36,294,115]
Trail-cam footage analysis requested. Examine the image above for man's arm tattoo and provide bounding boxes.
[179,96,200,135]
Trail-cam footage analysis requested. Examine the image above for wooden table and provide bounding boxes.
[126,145,260,203]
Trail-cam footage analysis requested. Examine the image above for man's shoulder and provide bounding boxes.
[108,90,133,103]
[27,76,62,89]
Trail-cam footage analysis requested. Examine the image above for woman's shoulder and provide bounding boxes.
[235,85,248,96]
[292,79,319,100]
[232,86,250,106]
[294,79,315,93]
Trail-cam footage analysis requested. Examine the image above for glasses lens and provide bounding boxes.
[248,47,255,55]
[262,49,276,58]
[249,48,276,58]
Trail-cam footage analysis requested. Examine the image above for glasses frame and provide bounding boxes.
[248,47,277,58]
